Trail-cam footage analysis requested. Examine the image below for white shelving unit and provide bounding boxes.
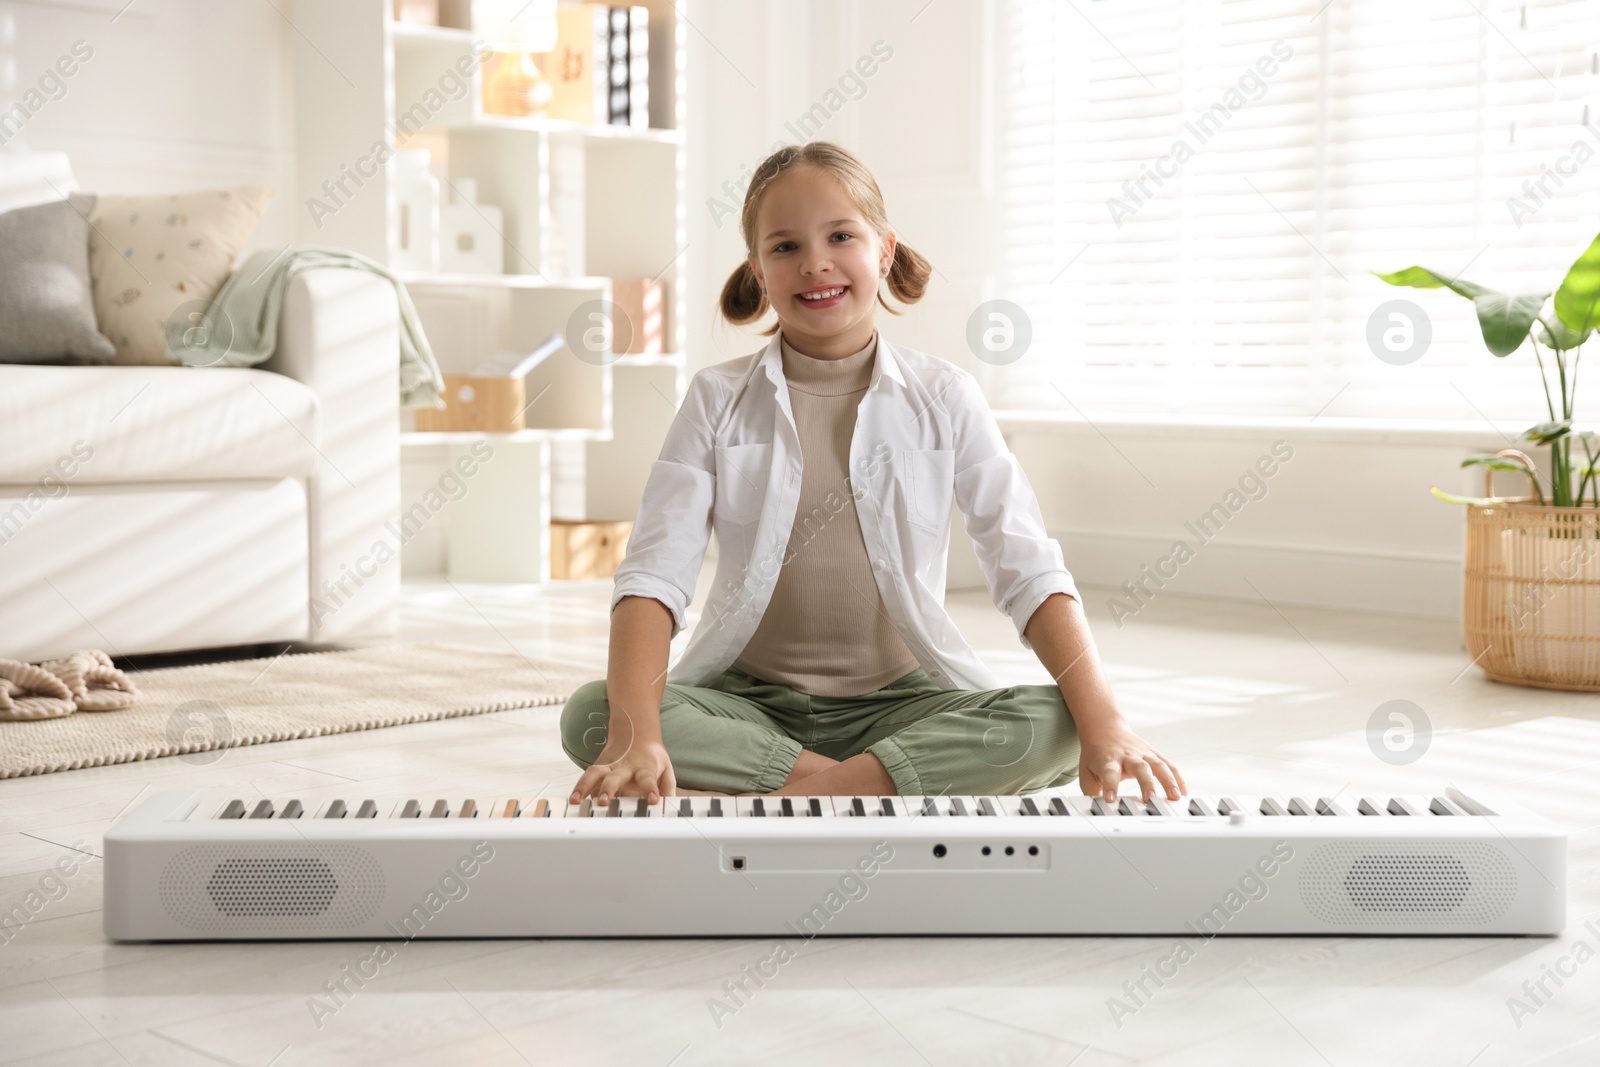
[292,0,687,582]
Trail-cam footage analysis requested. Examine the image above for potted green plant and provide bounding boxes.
[1377,234,1600,690]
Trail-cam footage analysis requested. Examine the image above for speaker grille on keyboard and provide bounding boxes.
[1299,843,1516,927]
[159,845,384,931]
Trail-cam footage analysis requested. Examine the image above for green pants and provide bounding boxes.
[559,665,1082,796]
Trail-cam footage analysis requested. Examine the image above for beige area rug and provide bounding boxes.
[0,643,601,779]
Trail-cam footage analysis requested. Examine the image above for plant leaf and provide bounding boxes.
[1553,230,1600,337]
[1431,486,1509,506]
[1473,291,1548,357]
[1373,266,1486,301]
[1535,314,1591,352]
[1521,419,1573,444]
[1460,453,1537,473]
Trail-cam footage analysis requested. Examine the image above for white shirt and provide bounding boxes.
[610,331,1080,692]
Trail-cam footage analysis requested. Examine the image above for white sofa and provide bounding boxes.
[0,268,402,663]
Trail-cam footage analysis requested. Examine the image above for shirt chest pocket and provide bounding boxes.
[713,442,772,525]
[904,448,955,530]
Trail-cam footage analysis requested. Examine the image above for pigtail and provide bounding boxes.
[718,259,772,330]
[878,240,932,314]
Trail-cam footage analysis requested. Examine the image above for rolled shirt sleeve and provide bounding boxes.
[610,369,722,638]
[948,370,1080,650]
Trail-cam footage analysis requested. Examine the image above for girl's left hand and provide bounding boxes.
[1077,723,1186,804]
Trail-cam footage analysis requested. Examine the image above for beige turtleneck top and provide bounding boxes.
[730,329,922,697]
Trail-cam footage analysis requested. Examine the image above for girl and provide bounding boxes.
[563,141,1184,807]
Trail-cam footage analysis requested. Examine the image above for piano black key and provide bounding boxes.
[279,800,304,820]
[1021,797,1041,816]
[679,797,693,818]
[356,800,378,818]
[950,798,970,817]
[220,800,247,819]
[249,800,274,819]
[922,797,940,817]
[709,798,723,817]
[1116,798,1146,816]
[635,798,649,818]
[322,800,347,819]
[1357,797,1386,816]
[851,797,867,817]
[606,797,621,818]
[1090,797,1114,816]
[429,800,449,818]
[1286,797,1314,816]
[401,800,422,818]
[1259,797,1288,816]
[1315,797,1351,817]
[1188,797,1217,816]
[809,797,822,817]
[880,797,896,817]
[781,798,795,817]
[752,798,766,817]
[459,800,478,819]
[978,797,999,817]
[1216,797,1242,816]
[499,800,520,818]
[531,799,550,818]
[1430,796,1467,816]
[1048,797,1069,816]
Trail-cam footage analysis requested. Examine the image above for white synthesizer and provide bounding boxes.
[103,787,1566,940]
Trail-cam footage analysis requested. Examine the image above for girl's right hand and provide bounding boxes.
[570,738,677,805]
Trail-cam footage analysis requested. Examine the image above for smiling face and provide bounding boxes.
[747,165,895,361]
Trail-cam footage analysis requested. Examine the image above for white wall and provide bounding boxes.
[682,0,1529,622]
[0,0,296,251]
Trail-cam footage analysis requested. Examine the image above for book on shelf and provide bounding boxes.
[545,4,649,128]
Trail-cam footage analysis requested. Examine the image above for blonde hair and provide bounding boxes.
[718,141,932,336]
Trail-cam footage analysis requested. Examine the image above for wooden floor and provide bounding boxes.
[2,576,1597,1067]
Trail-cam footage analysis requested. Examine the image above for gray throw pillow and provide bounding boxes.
[0,193,117,364]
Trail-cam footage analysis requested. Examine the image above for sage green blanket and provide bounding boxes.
[174,245,445,408]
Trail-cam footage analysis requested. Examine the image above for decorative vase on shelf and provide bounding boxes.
[439,178,504,275]
[389,149,439,274]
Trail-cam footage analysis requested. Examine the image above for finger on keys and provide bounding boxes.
[1153,756,1185,799]
[1133,760,1159,803]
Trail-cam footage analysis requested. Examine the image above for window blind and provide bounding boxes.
[993,0,1600,420]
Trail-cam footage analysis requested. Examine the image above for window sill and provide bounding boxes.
[989,410,1585,448]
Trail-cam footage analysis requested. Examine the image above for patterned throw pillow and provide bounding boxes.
[86,186,275,365]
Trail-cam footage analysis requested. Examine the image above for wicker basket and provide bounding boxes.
[1462,458,1600,690]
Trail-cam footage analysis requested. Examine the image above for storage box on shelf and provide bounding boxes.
[292,0,686,583]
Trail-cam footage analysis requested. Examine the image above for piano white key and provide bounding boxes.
[989,796,1026,816]
[621,797,655,818]
[1064,796,1096,817]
